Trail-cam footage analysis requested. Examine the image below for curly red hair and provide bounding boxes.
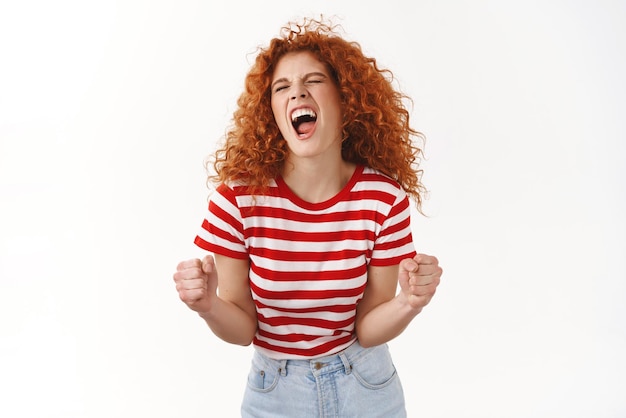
[209,17,427,211]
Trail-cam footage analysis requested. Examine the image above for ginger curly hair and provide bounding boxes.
[209,17,427,211]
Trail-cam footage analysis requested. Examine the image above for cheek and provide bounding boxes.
[271,101,290,132]
[270,100,281,122]
[270,93,285,113]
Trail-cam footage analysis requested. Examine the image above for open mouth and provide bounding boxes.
[291,108,317,136]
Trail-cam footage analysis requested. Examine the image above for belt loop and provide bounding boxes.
[339,352,352,375]
[278,359,288,376]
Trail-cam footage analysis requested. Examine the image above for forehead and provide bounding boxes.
[272,51,329,80]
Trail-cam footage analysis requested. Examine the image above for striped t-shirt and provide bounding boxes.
[194,165,416,359]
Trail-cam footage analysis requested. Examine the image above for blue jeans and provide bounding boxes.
[241,341,407,417]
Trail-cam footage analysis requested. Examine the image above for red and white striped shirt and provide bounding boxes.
[194,165,416,359]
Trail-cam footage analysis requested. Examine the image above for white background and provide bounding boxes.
[1,1,625,417]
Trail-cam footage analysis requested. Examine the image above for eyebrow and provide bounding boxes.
[270,72,328,91]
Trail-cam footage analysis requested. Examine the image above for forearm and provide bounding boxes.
[198,297,257,346]
[355,294,421,348]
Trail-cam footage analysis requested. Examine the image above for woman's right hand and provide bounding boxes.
[173,255,219,314]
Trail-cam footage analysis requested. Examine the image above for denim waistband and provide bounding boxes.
[252,340,380,377]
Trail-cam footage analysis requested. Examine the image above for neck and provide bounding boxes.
[281,158,356,204]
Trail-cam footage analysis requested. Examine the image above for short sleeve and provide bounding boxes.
[194,183,249,259]
[369,190,416,266]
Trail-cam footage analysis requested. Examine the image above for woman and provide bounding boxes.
[173,17,442,417]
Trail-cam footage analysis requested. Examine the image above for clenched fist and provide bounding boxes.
[173,255,219,314]
[397,254,442,311]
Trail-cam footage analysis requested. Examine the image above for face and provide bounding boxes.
[270,51,343,165]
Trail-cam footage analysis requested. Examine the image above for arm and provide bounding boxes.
[355,254,442,348]
[174,253,257,346]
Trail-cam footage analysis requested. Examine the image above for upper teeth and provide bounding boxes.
[291,108,317,122]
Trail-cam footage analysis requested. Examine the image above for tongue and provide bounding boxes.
[296,121,315,135]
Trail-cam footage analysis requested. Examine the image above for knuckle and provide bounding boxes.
[179,293,196,304]
[177,258,202,270]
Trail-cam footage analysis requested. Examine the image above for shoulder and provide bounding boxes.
[210,179,280,214]
[358,167,402,189]
[354,166,407,203]
[215,179,279,196]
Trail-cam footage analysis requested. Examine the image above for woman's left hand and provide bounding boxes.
[397,254,442,311]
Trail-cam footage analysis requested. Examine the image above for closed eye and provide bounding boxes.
[274,85,288,93]
[306,77,325,85]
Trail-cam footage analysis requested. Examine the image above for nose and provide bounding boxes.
[290,92,307,100]
[290,84,308,100]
